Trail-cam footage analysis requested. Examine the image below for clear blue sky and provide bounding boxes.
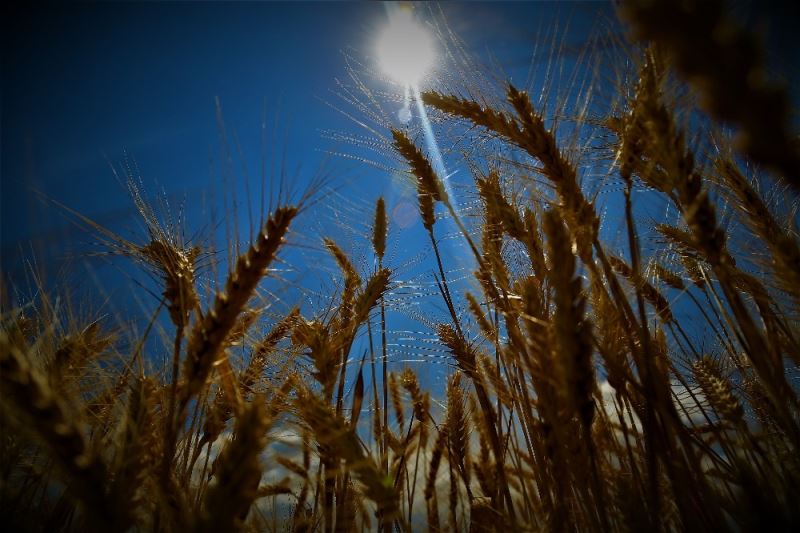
[1,1,625,391]
[1,2,795,382]
[1,1,614,285]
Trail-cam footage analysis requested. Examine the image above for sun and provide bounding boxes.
[376,8,436,87]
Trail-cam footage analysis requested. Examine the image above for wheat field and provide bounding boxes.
[2,1,799,531]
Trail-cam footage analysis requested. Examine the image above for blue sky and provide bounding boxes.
[2,1,796,390]
[2,2,613,284]
[1,1,626,393]
[4,1,794,282]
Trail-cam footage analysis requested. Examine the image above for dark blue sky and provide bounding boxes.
[1,1,621,391]
[1,1,612,285]
[2,0,796,332]
[2,1,797,391]
[0,3,569,398]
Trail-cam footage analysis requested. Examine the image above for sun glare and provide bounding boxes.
[376,9,436,87]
